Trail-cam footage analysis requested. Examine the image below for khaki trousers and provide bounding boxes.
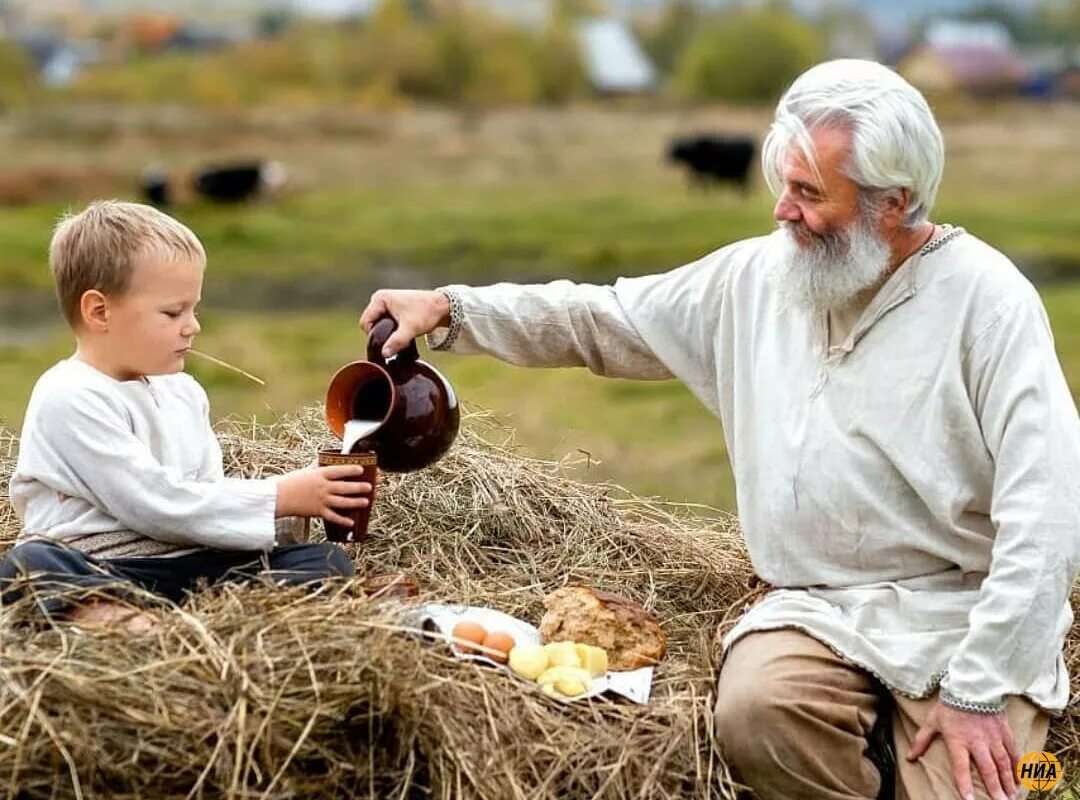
[714,629,1050,800]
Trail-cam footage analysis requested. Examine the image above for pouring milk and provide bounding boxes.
[342,418,382,455]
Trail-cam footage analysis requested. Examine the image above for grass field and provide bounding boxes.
[1,102,1079,511]
[4,280,1080,512]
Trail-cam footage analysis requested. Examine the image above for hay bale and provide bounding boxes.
[0,409,1076,798]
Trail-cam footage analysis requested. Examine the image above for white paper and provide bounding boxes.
[407,603,655,705]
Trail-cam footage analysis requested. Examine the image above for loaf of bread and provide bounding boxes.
[539,586,666,670]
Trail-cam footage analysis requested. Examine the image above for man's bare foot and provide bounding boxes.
[70,601,160,635]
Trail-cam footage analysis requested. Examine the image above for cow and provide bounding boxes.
[667,135,755,194]
[139,160,287,207]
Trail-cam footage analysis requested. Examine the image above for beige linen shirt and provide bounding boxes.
[432,228,1080,713]
[9,358,278,558]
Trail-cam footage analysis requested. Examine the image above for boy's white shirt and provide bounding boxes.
[431,228,1080,712]
[9,358,278,558]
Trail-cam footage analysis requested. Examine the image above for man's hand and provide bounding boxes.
[275,465,372,528]
[359,289,451,358]
[907,700,1019,800]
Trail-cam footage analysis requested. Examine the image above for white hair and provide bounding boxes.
[762,59,945,227]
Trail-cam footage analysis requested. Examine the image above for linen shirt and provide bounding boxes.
[9,358,278,558]
[432,228,1080,712]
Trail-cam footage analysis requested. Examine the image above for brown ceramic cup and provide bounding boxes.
[317,449,378,543]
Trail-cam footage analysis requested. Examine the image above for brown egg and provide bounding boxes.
[451,620,487,654]
[481,630,516,664]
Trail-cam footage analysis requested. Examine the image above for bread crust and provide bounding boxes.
[539,586,666,670]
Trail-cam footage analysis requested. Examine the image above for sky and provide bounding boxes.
[25,0,1050,31]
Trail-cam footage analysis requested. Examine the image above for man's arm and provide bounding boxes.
[908,290,1080,800]
[360,282,674,381]
[359,247,741,391]
[942,291,1080,709]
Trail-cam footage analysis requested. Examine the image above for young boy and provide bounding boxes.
[0,200,371,630]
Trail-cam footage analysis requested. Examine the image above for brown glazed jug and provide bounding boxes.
[325,316,460,472]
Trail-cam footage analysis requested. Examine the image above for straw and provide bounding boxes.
[0,408,1075,799]
[188,349,266,386]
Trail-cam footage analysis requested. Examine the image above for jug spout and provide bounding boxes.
[325,315,460,472]
[325,361,394,447]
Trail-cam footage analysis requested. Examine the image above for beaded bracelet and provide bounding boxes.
[939,688,1006,715]
[429,287,463,352]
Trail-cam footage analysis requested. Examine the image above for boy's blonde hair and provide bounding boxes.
[49,200,205,327]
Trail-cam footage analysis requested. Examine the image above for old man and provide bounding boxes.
[359,60,1080,799]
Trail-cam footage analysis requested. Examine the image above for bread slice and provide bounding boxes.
[539,586,666,670]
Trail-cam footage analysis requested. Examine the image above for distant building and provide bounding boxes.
[287,0,377,19]
[1018,45,1080,101]
[168,22,252,52]
[16,33,99,87]
[575,18,657,95]
[822,7,879,61]
[898,19,1027,97]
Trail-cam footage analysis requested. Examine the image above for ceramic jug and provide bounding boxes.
[325,316,459,472]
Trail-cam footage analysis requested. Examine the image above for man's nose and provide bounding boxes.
[774,192,801,223]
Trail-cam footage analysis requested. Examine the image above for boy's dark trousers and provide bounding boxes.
[0,538,354,615]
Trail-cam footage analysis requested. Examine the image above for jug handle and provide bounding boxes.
[367,316,419,367]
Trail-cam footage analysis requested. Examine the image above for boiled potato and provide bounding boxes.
[508,643,549,681]
[536,665,592,697]
[574,644,609,678]
[543,641,582,669]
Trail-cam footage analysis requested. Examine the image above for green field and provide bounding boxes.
[1,103,1079,512]
[5,280,1080,512]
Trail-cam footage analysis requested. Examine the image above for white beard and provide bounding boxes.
[769,214,892,315]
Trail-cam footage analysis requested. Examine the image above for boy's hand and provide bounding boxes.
[359,289,451,358]
[275,465,372,528]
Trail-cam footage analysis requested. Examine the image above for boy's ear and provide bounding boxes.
[79,289,110,332]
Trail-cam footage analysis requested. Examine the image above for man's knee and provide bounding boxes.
[714,672,796,770]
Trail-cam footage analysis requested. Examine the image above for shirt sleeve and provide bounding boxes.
[34,384,277,552]
[940,292,1080,710]
[425,246,739,393]
[430,278,675,380]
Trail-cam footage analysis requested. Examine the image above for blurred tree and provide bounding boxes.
[0,40,34,111]
[56,0,623,109]
[674,7,824,104]
[552,0,608,22]
[465,37,538,106]
[370,0,414,29]
[1036,0,1080,43]
[432,11,475,99]
[407,0,436,21]
[638,0,698,75]
[354,1,440,98]
[434,11,537,105]
[256,9,293,39]
[534,15,589,103]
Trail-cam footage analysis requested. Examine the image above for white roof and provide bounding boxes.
[925,19,1014,50]
[576,18,657,94]
[289,0,377,18]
